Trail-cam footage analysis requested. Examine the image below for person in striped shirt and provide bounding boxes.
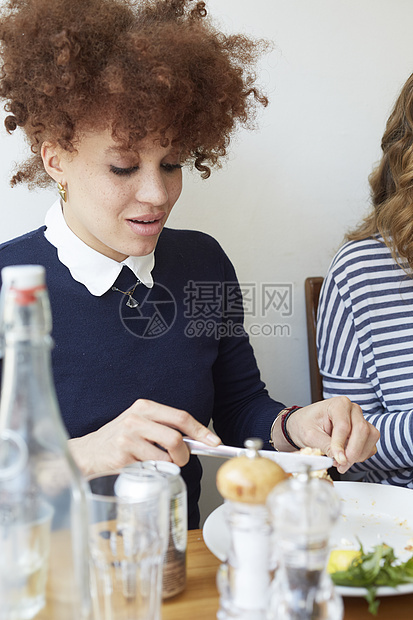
[317,72,413,487]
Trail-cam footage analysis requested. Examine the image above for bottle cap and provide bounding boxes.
[216,438,289,504]
[1,265,45,290]
[1,265,46,307]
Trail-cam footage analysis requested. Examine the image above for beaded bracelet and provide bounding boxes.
[269,405,302,450]
[281,406,301,449]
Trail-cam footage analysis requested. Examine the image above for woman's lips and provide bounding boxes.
[126,213,165,237]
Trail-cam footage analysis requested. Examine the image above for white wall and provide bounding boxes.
[1,0,413,524]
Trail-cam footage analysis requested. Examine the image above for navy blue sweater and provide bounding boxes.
[0,227,284,527]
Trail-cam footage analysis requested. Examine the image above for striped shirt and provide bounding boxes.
[317,236,413,487]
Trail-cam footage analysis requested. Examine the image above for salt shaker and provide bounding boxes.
[267,469,343,620]
[215,438,288,620]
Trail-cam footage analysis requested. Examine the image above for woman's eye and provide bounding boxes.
[110,165,139,176]
[162,163,182,173]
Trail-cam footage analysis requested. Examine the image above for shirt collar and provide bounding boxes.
[44,200,155,296]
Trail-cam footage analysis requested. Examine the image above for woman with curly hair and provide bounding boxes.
[317,72,413,488]
[0,0,378,527]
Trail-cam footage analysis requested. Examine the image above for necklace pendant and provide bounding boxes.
[127,296,139,308]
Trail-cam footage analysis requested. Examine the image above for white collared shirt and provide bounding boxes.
[44,200,154,296]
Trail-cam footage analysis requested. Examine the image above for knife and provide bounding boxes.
[183,437,333,473]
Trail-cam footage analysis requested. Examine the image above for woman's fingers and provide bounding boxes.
[287,396,380,473]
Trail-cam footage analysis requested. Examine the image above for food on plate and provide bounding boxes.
[327,549,362,574]
[296,447,333,482]
[328,542,413,615]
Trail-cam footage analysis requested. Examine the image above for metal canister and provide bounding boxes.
[148,461,187,598]
[116,460,187,598]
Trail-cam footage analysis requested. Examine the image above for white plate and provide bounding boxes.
[202,481,413,598]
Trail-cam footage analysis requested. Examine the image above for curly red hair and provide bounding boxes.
[0,0,269,187]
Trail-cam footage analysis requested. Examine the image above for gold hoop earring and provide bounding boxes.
[57,182,67,202]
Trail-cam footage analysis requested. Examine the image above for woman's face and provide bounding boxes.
[45,129,183,261]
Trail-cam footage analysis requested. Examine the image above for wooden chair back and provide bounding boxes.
[304,277,324,403]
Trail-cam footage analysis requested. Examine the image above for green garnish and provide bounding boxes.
[330,541,413,615]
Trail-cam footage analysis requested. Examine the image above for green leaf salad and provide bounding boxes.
[330,542,413,615]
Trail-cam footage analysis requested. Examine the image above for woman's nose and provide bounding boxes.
[134,171,168,207]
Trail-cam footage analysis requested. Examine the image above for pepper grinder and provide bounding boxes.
[215,438,288,620]
[266,469,343,620]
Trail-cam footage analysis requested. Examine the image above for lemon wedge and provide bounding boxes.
[327,549,361,574]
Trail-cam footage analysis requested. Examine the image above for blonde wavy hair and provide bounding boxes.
[347,72,413,272]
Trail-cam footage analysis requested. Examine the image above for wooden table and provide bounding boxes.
[162,530,413,619]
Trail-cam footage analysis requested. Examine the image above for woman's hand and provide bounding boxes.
[273,396,379,473]
[68,398,221,476]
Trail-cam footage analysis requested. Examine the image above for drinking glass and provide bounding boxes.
[0,499,54,620]
[87,470,169,620]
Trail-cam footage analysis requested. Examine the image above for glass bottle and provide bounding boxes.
[215,438,289,620]
[0,265,14,358]
[0,265,92,620]
[267,469,343,620]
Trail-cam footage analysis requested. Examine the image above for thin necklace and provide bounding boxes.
[112,279,141,308]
